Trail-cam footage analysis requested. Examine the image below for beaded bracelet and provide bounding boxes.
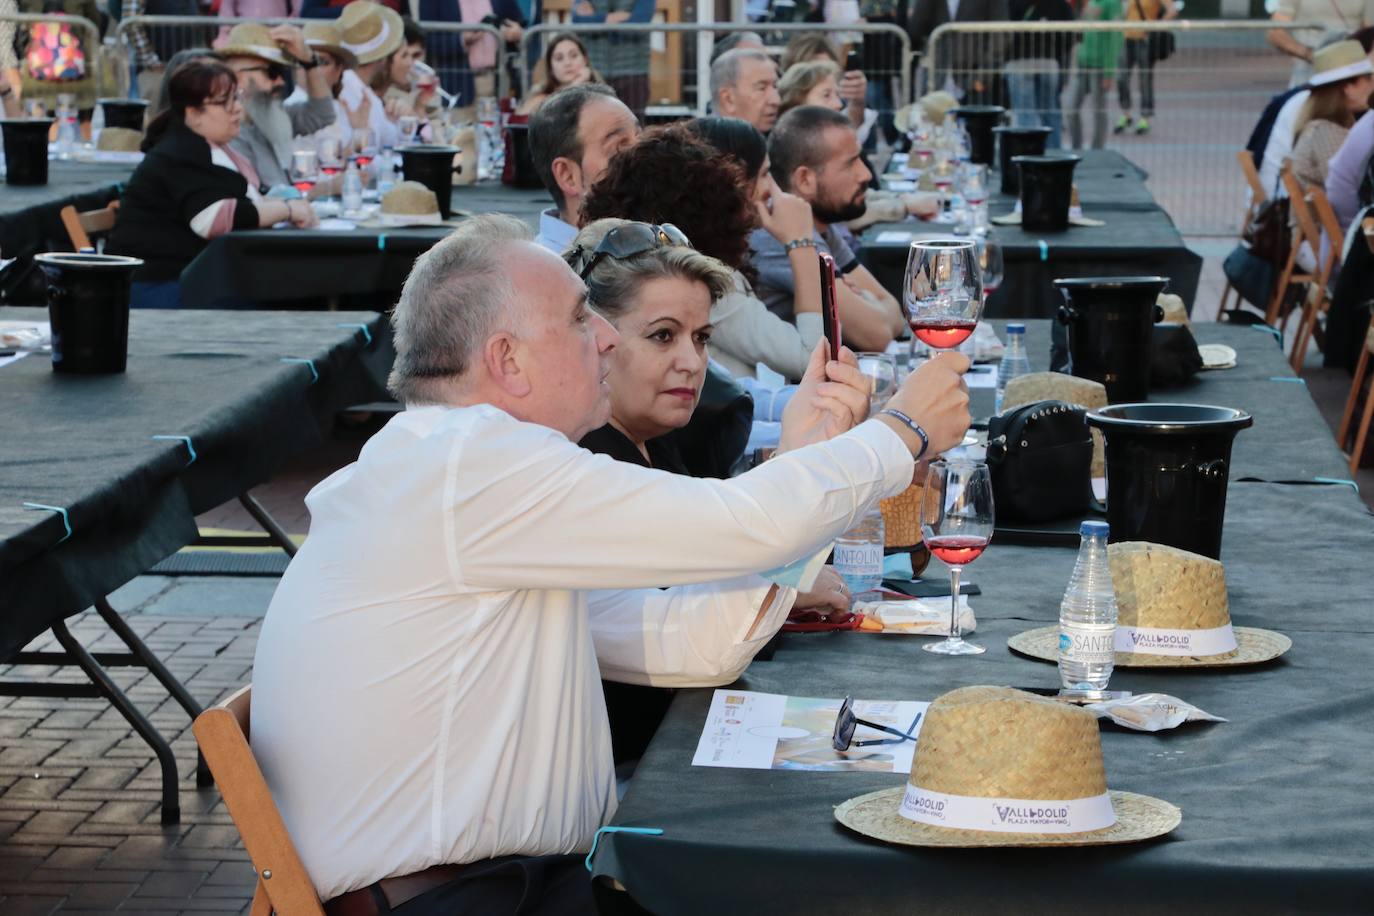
[879,408,930,461]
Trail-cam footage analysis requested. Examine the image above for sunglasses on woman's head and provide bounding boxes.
[575,222,690,281]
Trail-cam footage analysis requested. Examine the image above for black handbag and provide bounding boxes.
[1242,194,1292,265]
[1147,29,1175,62]
[986,400,1094,523]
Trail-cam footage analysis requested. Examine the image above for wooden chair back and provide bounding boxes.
[1306,186,1346,275]
[1280,169,1323,262]
[192,686,326,916]
[59,200,120,251]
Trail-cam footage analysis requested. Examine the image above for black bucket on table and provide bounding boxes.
[994,125,1051,195]
[1014,154,1080,231]
[98,98,150,131]
[1055,276,1168,403]
[400,145,461,220]
[951,105,1004,166]
[2,118,55,185]
[35,253,143,374]
[1086,403,1253,559]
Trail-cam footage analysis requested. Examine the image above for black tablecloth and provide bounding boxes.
[0,161,134,265]
[862,151,1202,319]
[179,184,553,309]
[0,307,392,659]
[593,322,1373,914]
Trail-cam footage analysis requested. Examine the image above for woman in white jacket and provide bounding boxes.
[582,117,826,382]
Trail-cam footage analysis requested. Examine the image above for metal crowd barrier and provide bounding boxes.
[418,22,509,106]
[922,20,1323,236]
[0,13,111,103]
[518,21,912,119]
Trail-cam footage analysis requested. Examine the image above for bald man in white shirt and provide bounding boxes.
[250,213,971,915]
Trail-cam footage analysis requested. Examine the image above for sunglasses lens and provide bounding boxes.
[831,697,856,751]
[660,223,690,247]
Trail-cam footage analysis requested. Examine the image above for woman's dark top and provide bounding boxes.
[106,119,260,283]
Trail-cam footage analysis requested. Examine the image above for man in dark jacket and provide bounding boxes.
[908,0,1010,105]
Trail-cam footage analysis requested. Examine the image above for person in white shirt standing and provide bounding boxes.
[250,212,971,914]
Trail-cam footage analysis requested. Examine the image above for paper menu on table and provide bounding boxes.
[875,230,915,244]
[691,690,927,774]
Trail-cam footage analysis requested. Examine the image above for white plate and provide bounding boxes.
[1198,344,1237,370]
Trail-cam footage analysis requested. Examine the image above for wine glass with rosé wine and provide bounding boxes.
[903,238,984,352]
[920,459,993,656]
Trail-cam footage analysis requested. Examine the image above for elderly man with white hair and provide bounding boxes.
[711,47,782,133]
[250,213,971,914]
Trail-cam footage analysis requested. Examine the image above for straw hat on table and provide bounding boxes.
[216,22,292,67]
[339,1,406,67]
[304,21,358,70]
[836,686,1180,847]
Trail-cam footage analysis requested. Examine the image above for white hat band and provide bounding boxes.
[345,19,395,58]
[899,783,1117,834]
[1311,59,1374,87]
[1115,623,1238,656]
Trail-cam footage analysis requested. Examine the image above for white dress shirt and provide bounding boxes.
[536,207,578,255]
[250,404,913,900]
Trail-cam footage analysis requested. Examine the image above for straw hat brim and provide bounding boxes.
[836,786,1180,848]
[308,41,358,70]
[1309,59,1374,87]
[1007,624,1291,668]
[216,43,291,67]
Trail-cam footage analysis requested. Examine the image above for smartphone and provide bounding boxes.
[845,49,862,72]
[818,251,841,358]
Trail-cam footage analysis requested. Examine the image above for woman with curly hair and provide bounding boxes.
[582,118,825,381]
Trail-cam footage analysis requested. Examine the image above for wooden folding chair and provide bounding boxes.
[192,686,325,916]
[1264,165,1320,331]
[1337,309,1374,474]
[1218,151,1269,319]
[1287,185,1345,373]
[59,200,120,252]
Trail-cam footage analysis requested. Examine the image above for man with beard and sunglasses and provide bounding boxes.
[747,105,906,352]
[217,22,337,190]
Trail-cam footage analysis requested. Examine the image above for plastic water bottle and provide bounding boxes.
[342,161,363,215]
[834,509,885,598]
[1058,520,1117,694]
[376,147,396,196]
[476,96,501,181]
[91,103,104,148]
[994,322,1032,415]
[56,105,78,160]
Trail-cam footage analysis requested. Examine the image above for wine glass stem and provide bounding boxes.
[948,566,962,643]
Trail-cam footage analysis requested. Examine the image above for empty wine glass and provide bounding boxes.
[903,239,983,350]
[398,114,420,146]
[921,460,994,656]
[857,352,898,415]
[977,237,1004,297]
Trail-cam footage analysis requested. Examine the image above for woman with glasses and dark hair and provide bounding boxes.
[564,217,853,765]
[106,61,317,309]
[583,119,826,382]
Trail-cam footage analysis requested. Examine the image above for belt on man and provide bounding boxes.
[324,861,494,916]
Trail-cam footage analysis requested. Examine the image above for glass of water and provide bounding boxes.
[857,351,898,416]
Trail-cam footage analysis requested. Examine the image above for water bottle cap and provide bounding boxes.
[1006,323,1026,334]
[1080,520,1109,537]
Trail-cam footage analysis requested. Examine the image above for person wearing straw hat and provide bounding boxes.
[218,22,338,190]
[287,21,362,153]
[1258,37,1374,196]
[336,0,405,149]
[1268,0,1374,87]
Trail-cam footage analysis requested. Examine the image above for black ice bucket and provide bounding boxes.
[2,118,55,186]
[1014,153,1080,231]
[1055,276,1167,403]
[98,97,150,131]
[35,252,143,374]
[1086,403,1253,559]
[994,125,1051,195]
[400,145,461,220]
[952,105,1004,166]
[502,122,542,189]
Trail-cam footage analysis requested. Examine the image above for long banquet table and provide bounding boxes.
[861,151,1204,319]
[590,320,1374,915]
[0,307,391,821]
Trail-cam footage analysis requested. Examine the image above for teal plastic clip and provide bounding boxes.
[280,358,319,384]
[1268,376,1305,384]
[151,435,197,466]
[336,323,373,346]
[1314,477,1360,493]
[377,234,387,251]
[1250,323,1283,348]
[1037,240,1049,261]
[22,502,72,544]
[585,826,664,872]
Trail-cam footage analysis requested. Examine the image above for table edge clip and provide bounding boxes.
[585,826,665,873]
[151,435,198,467]
[280,358,320,384]
[21,502,72,544]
